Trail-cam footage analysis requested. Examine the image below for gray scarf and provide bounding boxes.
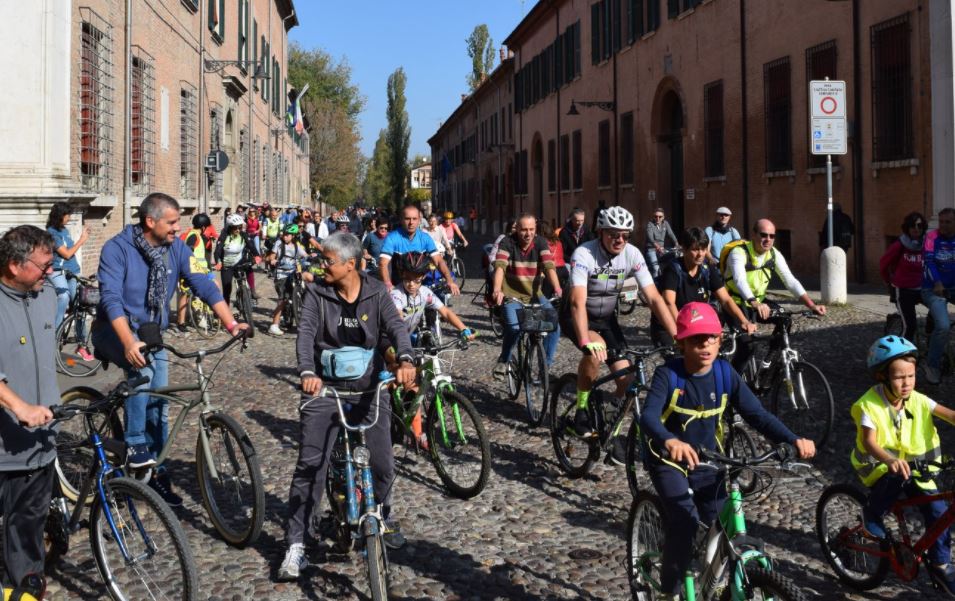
[131,224,169,322]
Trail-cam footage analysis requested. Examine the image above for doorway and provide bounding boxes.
[658,91,685,233]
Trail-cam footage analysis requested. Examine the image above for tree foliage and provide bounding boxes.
[362,130,392,209]
[466,24,496,91]
[386,68,411,209]
[288,43,365,207]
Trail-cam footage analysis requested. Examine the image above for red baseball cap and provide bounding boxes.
[676,302,723,340]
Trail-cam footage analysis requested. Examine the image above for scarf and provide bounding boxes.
[131,224,170,322]
[899,233,922,252]
[710,220,731,235]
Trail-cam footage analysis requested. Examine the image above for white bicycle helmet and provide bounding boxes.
[225,214,244,228]
[596,206,635,232]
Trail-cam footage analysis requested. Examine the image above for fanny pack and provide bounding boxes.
[320,346,374,381]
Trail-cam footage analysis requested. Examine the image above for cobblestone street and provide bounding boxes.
[44,245,955,600]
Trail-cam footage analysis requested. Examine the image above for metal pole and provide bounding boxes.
[826,153,834,248]
[123,0,132,226]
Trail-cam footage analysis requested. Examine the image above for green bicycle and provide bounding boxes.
[627,443,808,600]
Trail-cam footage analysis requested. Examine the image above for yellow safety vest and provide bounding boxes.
[849,385,941,490]
[183,228,209,273]
[724,241,775,305]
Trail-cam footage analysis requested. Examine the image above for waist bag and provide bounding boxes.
[321,346,374,381]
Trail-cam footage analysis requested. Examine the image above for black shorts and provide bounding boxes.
[559,313,628,364]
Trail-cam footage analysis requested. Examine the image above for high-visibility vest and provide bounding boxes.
[723,241,776,304]
[850,385,941,490]
[181,228,209,273]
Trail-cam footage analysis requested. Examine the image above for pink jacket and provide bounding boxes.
[879,238,923,289]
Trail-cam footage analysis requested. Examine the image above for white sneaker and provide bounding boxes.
[277,543,307,581]
[925,365,941,385]
[268,324,285,337]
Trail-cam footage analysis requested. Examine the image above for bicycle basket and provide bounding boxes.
[78,283,100,307]
[517,306,558,333]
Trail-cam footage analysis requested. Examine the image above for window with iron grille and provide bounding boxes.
[252,136,259,201]
[239,128,248,202]
[560,134,570,191]
[620,112,634,185]
[703,81,724,177]
[598,119,611,187]
[78,9,114,194]
[209,107,223,203]
[179,84,197,198]
[262,144,270,201]
[806,40,838,168]
[872,14,913,162]
[547,139,556,192]
[272,151,279,200]
[763,57,792,172]
[572,129,583,189]
[208,0,224,43]
[130,47,155,192]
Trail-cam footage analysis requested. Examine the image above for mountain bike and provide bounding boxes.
[48,378,199,601]
[627,443,809,600]
[420,279,453,347]
[816,456,955,595]
[616,276,644,317]
[232,261,256,337]
[55,273,102,377]
[549,346,667,486]
[505,300,558,426]
[323,379,394,601]
[389,336,491,499]
[55,330,265,547]
[447,239,466,288]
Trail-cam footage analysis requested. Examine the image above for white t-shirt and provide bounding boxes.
[859,385,937,430]
[390,284,445,332]
[569,239,654,320]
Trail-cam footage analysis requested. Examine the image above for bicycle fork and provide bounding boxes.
[433,382,466,448]
[780,348,809,410]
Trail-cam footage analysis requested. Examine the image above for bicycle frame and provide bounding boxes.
[393,350,466,449]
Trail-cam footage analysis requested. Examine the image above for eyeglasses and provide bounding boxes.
[604,231,630,241]
[26,258,53,272]
[654,214,664,219]
[685,334,721,346]
[316,255,346,267]
[758,232,776,240]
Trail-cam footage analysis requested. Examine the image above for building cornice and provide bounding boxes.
[503,0,558,48]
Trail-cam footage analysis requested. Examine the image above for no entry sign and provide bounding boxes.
[809,80,847,155]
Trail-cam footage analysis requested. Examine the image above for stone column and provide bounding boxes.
[931,0,955,215]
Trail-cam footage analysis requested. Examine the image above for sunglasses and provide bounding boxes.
[685,334,721,346]
[758,232,776,240]
[654,215,664,219]
[605,231,630,241]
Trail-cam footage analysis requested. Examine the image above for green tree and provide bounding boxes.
[363,129,392,209]
[466,24,496,91]
[386,68,411,208]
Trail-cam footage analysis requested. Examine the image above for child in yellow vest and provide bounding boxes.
[852,335,955,595]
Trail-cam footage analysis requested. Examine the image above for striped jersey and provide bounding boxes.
[493,235,555,302]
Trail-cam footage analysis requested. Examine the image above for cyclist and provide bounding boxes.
[266,224,312,337]
[291,215,322,253]
[334,213,352,233]
[491,214,562,378]
[441,211,469,253]
[921,208,955,385]
[640,302,815,599]
[262,205,284,254]
[426,214,451,255]
[561,206,676,446]
[386,251,475,446]
[213,213,260,311]
[362,220,388,273]
[722,218,825,371]
[279,232,415,580]
[558,207,593,263]
[379,204,459,296]
[46,201,93,360]
[852,335,955,595]
[879,212,926,343]
[704,206,740,267]
[650,227,756,348]
[174,212,218,333]
[645,208,679,278]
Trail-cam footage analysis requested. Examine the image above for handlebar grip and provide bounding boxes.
[776,442,796,463]
[126,375,151,390]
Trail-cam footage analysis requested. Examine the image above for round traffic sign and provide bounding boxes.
[820,96,838,115]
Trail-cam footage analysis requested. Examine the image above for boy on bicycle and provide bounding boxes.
[265,224,313,337]
[852,335,955,595]
[640,302,815,598]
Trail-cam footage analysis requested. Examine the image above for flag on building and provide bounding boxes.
[286,83,309,135]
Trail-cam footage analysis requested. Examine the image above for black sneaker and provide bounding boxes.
[573,409,596,438]
[176,323,189,334]
[148,472,183,507]
[383,519,406,550]
[126,444,156,469]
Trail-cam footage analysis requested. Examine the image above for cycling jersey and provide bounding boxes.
[389,284,444,332]
[569,240,654,320]
[923,229,955,289]
[220,234,246,268]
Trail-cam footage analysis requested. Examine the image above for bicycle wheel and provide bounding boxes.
[522,337,549,427]
[769,360,834,448]
[451,256,466,289]
[237,281,255,338]
[725,424,760,495]
[619,298,638,316]
[55,312,102,377]
[506,337,523,400]
[717,567,806,601]
[54,387,123,503]
[490,306,503,338]
[195,412,265,547]
[291,283,303,330]
[626,491,666,600]
[89,476,199,601]
[625,419,643,498]
[428,308,444,346]
[426,389,491,499]
[189,297,220,339]
[44,494,70,566]
[815,483,889,590]
[549,373,599,478]
[364,530,389,601]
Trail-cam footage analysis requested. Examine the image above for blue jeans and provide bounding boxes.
[91,323,169,456]
[645,248,660,278]
[48,271,87,341]
[498,297,559,366]
[921,288,955,369]
[865,474,950,565]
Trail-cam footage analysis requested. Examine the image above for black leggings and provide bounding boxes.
[220,266,244,306]
[894,287,923,342]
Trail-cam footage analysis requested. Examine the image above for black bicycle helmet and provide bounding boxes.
[396,252,431,276]
[192,213,211,229]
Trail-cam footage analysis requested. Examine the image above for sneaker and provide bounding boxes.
[148,472,183,507]
[268,324,285,337]
[861,508,886,540]
[383,519,406,550]
[75,346,94,362]
[925,365,942,386]
[929,562,955,597]
[277,543,307,581]
[573,408,596,438]
[606,435,627,467]
[126,444,156,469]
[176,323,189,334]
[492,360,508,381]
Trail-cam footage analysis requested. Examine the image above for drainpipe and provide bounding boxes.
[123,0,132,225]
[851,0,865,282]
[282,10,295,205]
[197,0,205,213]
[556,12,561,223]
[739,0,750,233]
[612,31,619,205]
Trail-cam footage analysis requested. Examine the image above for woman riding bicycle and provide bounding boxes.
[441,211,468,252]
[213,213,260,308]
[278,231,416,581]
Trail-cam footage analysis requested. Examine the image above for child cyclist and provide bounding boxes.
[265,223,314,336]
[387,251,475,446]
[852,335,955,595]
[640,302,815,598]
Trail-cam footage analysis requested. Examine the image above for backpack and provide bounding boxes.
[662,358,734,451]
[718,239,775,279]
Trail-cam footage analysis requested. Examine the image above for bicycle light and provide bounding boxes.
[353,445,371,467]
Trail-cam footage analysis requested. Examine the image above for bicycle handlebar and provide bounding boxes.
[50,374,151,423]
[621,346,672,361]
[658,442,801,471]
[412,335,471,358]
[321,378,393,433]
[152,329,249,360]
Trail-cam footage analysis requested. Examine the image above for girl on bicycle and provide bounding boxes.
[640,302,815,598]
[879,212,926,343]
[852,335,955,595]
[213,214,260,309]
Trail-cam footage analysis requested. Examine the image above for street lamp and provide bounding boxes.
[203,59,270,80]
[567,99,615,115]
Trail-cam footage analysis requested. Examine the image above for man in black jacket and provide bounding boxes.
[559,207,594,262]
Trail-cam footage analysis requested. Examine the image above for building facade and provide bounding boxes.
[410,162,432,189]
[433,0,955,281]
[0,0,309,273]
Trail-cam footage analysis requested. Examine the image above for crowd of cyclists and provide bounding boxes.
[4,190,955,599]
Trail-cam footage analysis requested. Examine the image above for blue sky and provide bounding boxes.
[289,1,528,160]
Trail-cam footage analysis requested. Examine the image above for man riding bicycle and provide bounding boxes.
[921,208,955,385]
[560,206,676,448]
[265,224,313,337]
[175,212,218,333]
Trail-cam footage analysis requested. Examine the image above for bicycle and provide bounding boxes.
[48,378,199,600]
[447,239,466,288]
[548,346,667,488]
[182,282,222,339]
[627,443,809,600]
[885,293,955,377]
[421,278,453,347]
[389,336,491,499]
[232,261,256,337]
[730,307,834,449]
[55,273,102,377]
[322,379,394,601]
[616,276,644,317]
[504,299,558,427]
[816,456,955,595]
[55,330,266,547]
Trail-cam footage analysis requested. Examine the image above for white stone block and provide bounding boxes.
[820,246,847,305]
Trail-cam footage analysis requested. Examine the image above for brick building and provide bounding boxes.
[0,0,309,273]
[431,0,955,281]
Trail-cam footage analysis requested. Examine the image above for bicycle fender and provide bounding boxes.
[730,547,773,601]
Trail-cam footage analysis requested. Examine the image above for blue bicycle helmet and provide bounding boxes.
[867,335,918,375]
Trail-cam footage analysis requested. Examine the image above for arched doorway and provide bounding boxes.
[531,135,544,218]
[653,87,686,233]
